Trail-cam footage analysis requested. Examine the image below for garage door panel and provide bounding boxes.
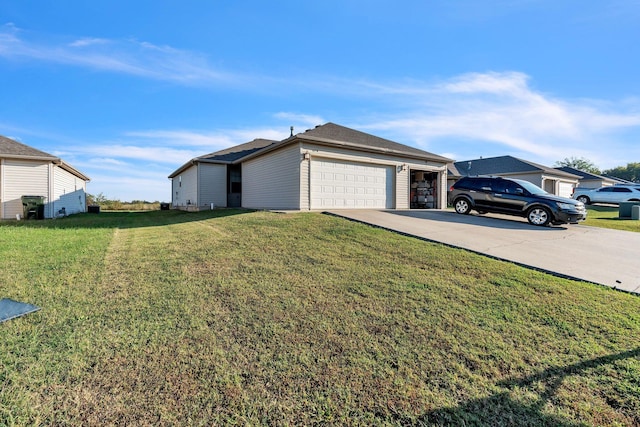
[559,182,573,198]
[310,158,394,209]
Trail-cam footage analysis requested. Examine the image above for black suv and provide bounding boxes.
[448,176,587,226]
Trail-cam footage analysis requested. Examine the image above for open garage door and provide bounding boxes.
[310,158,394,209]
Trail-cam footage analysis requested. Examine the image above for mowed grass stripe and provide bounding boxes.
[0,210,639,426]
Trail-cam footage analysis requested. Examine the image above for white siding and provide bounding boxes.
[2,160,49,219]
[198,163,227,208]
[172,165,198,208]
[53,166,86,216]
[243,144,301,209]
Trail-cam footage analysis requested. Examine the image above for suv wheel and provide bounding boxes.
[454,198,471,215]
[576,195,590,205]
[527,206,551,226]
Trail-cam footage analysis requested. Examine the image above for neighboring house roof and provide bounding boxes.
[554,166,617,184]
[0,135,90,181]
[169,138,278,178]
[602,175,636,184]
[198,138,278,163]
[448,155,579,179]
[169,123,452,178]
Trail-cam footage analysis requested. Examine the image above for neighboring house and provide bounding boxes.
[602,175,636,185]
[169,123,452,210]
[0,135,90,219]
[448,155,580,198]
[554,166,618,189]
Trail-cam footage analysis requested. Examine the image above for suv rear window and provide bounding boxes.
[455,177,494,191]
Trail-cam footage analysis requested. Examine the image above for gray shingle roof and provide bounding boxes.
[199,138,277,163]
[450,155,579,179]
[169,123,453,178]
[0,135,56,159]
[296,123,452,162]
[554,166,615,182]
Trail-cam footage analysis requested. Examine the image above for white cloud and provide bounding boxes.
[273,113,325,127]
[0,25,236,85]
[355,71,640,169]
[65,143,201,166]
[68,37,110,47]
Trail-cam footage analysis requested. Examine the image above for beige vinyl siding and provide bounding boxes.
[243,144,302,209]
[2,159,49,219]
[504,173,544,187]
[53,166,86,216]
[395,168,410,209]
[198,163,227,208]
[172,165,198,207]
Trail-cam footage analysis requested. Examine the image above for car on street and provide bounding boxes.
[448,176,587,226]
[572,185,640,205]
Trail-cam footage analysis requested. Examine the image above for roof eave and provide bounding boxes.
[56,160,91,181]
[1,153,58,162]
[236,134,452,164]
[168,157,233,179]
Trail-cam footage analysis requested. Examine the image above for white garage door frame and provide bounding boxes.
[310,157,395,209]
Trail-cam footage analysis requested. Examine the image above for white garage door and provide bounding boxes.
[310,158,394,209]
[558,182,574,198]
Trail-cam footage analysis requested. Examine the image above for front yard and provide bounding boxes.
[1,210,639,425]
[583,205,640,232]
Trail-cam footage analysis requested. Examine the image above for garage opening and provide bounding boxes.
[410,170,438,209]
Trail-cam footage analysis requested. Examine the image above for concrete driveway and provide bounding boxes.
[327,209,640,295]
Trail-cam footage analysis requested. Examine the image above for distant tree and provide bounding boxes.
[554,157,601,175]
[603,162,640,182]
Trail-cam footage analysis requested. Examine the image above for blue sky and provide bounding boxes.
[1,1,639,202]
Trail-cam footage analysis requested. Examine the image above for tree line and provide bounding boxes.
[555,157,640,182]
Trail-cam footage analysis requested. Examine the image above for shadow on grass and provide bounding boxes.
[0,208,253,229]
[420,347,640,426]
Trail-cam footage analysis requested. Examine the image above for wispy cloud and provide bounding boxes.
[0,23,237,85]
[352,71,640,168]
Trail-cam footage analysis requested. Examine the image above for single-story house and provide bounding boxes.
[169,123,452,210]
[447,155,580,198]
[554,166,618,189]
[0,135,90,219]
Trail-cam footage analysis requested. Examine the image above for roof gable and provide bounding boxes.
[169,123,453,178]
[296,123,452,162]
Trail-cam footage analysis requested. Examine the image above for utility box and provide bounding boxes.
[619,202,640,218]
[632,205,640,220]
[21,196,45,220]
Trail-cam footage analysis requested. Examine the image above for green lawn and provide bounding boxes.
[583,205,640,232]
[1,210,639,426]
